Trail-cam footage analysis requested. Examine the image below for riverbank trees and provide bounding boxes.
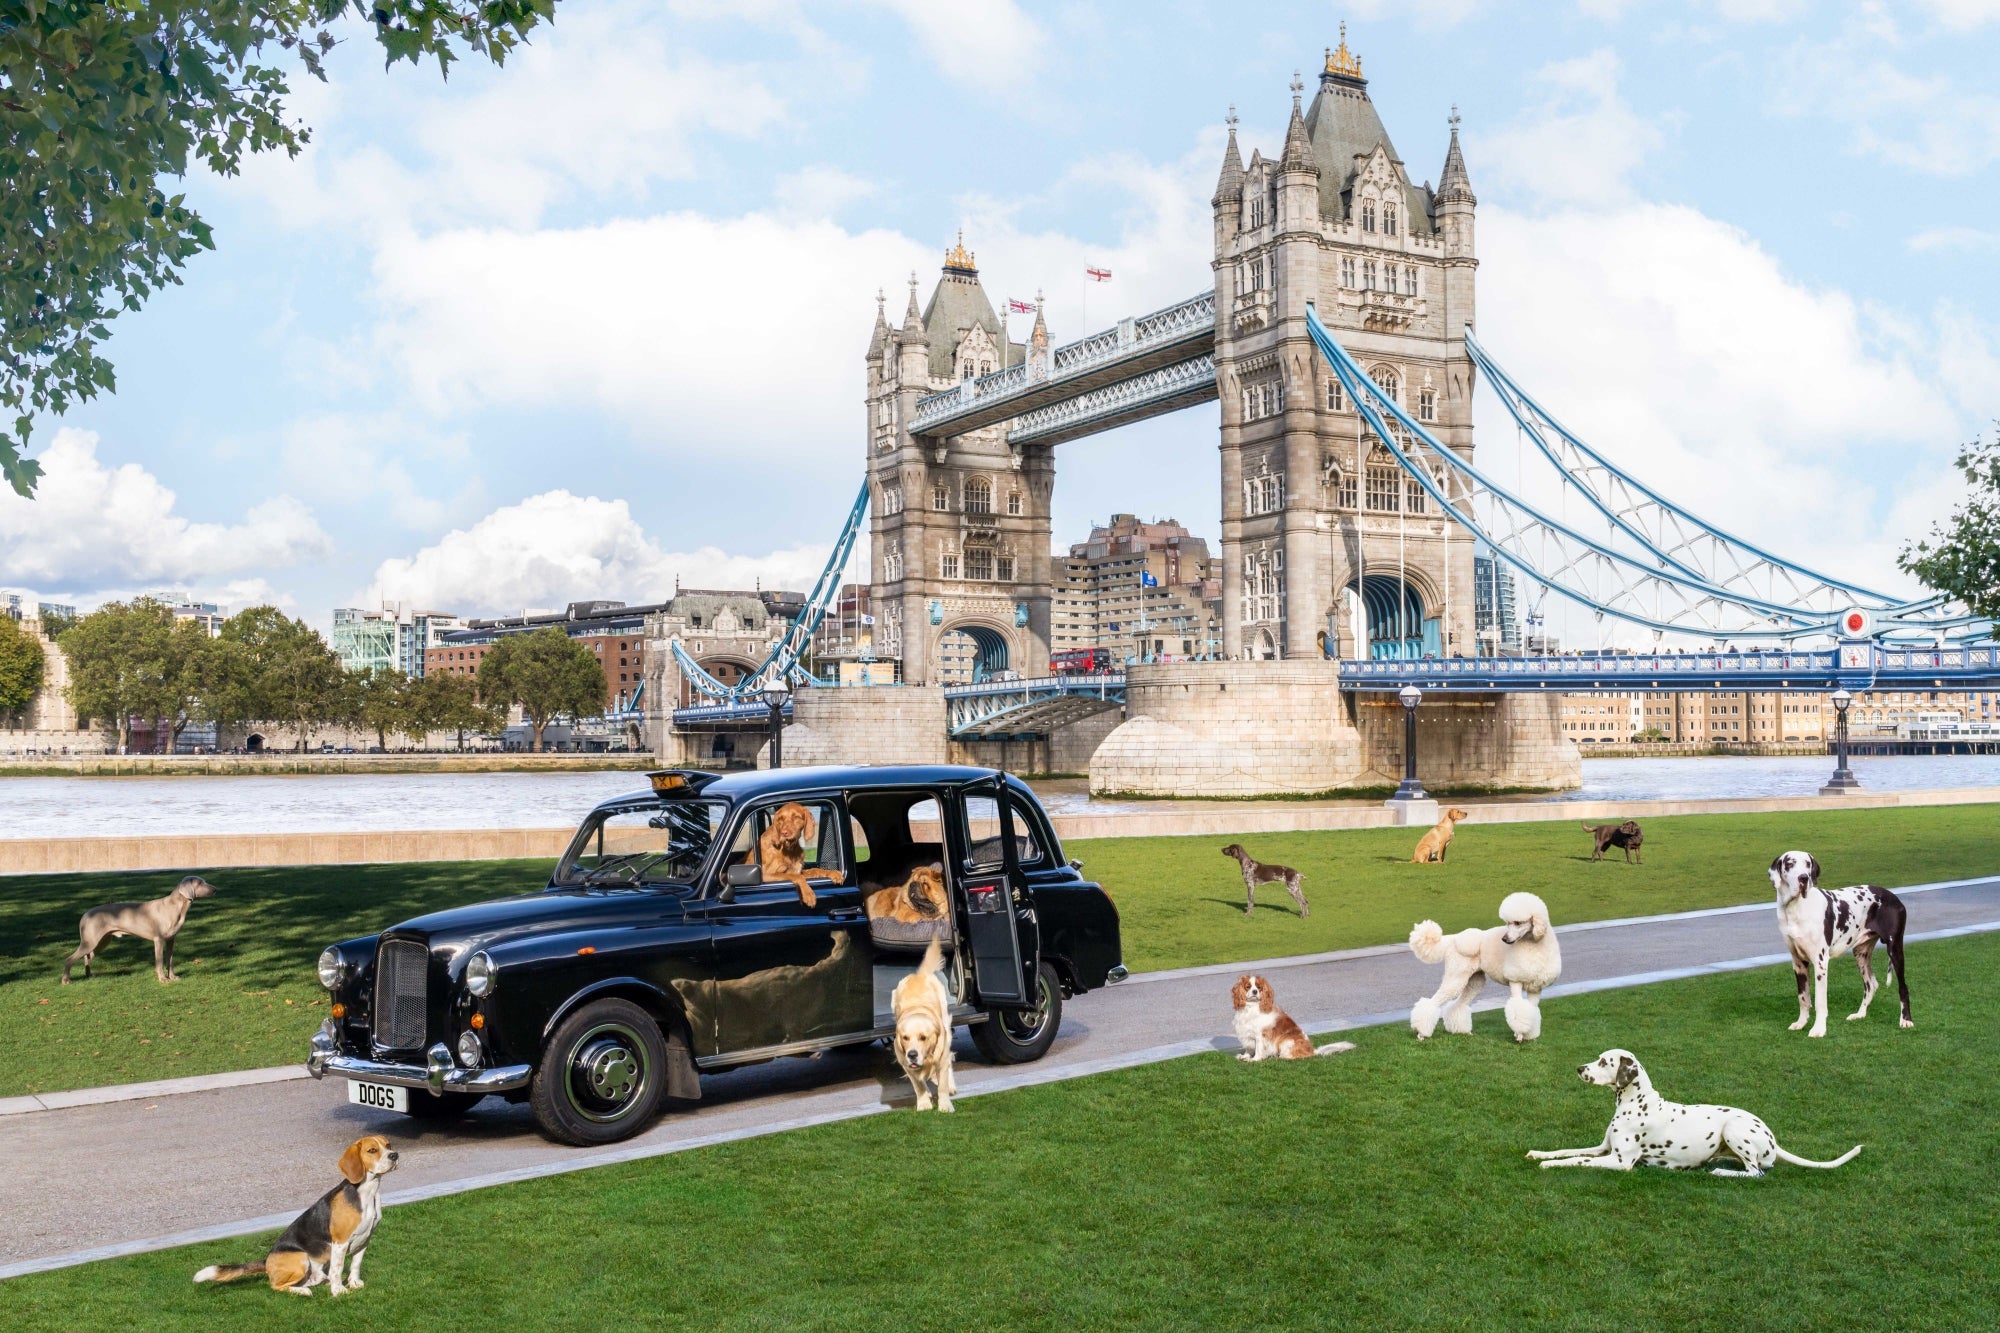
[0,614,45,721]
[476,627,606,752]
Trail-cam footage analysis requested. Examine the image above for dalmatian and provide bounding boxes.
[1529,1050,1862,1177]
[1768,850,1913,1038]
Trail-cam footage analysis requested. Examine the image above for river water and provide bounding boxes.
[2,754,1998,841]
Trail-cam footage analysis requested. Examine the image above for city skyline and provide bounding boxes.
[0,3,1995,648]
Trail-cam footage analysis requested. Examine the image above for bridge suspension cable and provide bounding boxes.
[1462,327,1896,612]
[1311,306,1993,643]
[1308,305,1835,639]
[670,478,871,701]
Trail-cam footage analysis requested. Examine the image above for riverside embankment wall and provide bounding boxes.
[7,786,1997,876]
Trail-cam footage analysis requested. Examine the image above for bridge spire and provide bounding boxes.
[1437,105,1475,206]
[900,272,929,346]
[1280,72,1317,175]
[1212,104,1244,206]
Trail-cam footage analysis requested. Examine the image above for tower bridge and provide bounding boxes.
[652,32,1992,796]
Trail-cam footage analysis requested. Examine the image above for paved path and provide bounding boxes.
[5,877,1997,1278]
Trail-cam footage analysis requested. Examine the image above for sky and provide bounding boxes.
[3,0,1997,649]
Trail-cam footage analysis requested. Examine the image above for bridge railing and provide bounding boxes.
[1337,643,2000,691]
[911,291,1215,433]
[1007,354,1216,444]
[942,672,1125,699]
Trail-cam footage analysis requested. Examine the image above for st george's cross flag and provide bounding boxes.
[1085,266,1112,282]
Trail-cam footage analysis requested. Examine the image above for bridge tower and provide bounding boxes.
[866,240,1055,685]
[1214,33,1478,663]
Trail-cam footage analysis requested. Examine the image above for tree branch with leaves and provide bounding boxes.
[0,1,555,495]
[1900,427,2000,624]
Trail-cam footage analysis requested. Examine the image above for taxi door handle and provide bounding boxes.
[827,908,864,922]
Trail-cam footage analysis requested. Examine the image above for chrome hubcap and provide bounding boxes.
[566,1023,648,1122]
[1002,974,1054,1043]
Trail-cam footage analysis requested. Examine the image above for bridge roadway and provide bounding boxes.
[7,875,1998,1277]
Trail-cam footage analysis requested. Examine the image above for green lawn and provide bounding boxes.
[1083,802,2000,973]
[0,860,551,1097]
[5,932,1993,1332]
[2,801,1994,1098]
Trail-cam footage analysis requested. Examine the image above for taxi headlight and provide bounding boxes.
[457,1029,483,1067]
[317,946,344,991]
[465,950,496,997]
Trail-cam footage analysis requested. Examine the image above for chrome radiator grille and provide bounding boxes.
[373,939,429,1050]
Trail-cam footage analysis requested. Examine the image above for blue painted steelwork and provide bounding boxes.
[1463,327,1895,611]
[670,479,871,702]
[1337,643,2000,693]
[944,673,1126,738]
[671,699,794,728]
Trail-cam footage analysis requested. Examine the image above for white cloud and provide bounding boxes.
[1479,50,1666,206]
[1908,225,2000,252]
[773,166,877,218]
[367,212,931,449]
[1915,0,2000,29]
[363,490,841,614]
[870,0,1045,81]
[0,430,332,593]
[275,413,479,532]
[231,2,788,234]
[1346,0,1487,29]
[1773,15,2000,176]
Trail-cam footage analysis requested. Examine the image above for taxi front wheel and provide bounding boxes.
[531,998,667,1146]
[971,962,1063,1064]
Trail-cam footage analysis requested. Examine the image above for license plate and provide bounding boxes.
[346,1079,408,1113]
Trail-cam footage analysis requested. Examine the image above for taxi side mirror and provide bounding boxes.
[720,863,764,901]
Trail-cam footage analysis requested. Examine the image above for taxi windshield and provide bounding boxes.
[554,800,727,887]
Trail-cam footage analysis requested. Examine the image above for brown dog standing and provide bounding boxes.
[1584,820,1644,863]
[64,875,215,984]
[1411,809,1469,864]
[755,802,843,907]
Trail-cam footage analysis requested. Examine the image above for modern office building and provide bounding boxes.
[1471,555,1520,653]
[1049,514,1223,667]
[330,603,464,677]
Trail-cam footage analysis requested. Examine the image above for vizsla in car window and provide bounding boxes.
[755,802,843,906]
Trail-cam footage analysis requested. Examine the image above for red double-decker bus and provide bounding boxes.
[1050,648,1112,675]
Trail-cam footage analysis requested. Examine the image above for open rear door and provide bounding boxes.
[957,780,1035,1007]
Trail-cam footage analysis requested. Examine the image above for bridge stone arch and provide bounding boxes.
[935,615,1018,684]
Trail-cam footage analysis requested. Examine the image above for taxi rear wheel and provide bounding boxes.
[530,998,667,1146]
[971,962,1063,1064]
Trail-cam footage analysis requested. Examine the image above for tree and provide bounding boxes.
[1,1,554,497]
[59,597,181,752]
[410,669,499,750]
[476,627,605,752]
[217,605,348,750]
[0,614,46,719]
[354,664,410,750]
[1901,428,2000,622]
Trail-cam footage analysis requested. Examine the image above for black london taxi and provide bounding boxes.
[307,765,1125,1145]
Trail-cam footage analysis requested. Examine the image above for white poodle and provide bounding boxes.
[1408,891,1562,1042]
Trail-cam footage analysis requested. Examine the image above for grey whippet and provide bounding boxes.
[62,875,216,984]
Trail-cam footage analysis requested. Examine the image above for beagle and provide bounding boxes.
[194,1136,398,1296]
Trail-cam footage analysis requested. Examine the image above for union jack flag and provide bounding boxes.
[1007,298,1036,314]
[1085,266,1112,282]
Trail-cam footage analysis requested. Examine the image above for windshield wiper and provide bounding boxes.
[577,852,676,886]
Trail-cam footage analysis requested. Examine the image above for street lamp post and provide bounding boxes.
[1389,683,1429,804]
[1820,688,1862,794]
[1206,616,1219,661]
[761,677,790,770]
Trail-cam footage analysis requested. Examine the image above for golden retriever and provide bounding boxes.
[865,865,948,924]
[1410,807,1470,864]
[890,937,955,1111]
[756,801,844,907]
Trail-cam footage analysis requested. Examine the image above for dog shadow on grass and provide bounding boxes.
[1200,897,1309,917]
